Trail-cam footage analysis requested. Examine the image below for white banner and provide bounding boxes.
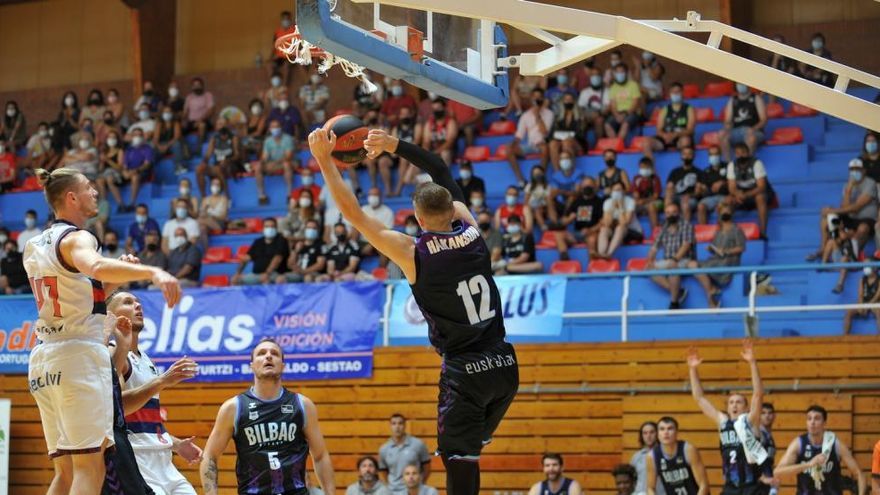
[0,398,9,495]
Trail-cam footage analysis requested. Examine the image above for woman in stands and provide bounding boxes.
[97,130,126,210]
[280,188,322,243]
[198,177,230,250]
[154,103,186,175]
[548,92,585,171]
[56,91,80,150]
[525,165,554,230]
[242,98,267,160]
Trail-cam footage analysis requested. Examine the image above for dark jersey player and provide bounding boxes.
[645,416,709,495]
[309,128,519,495]
[688,340,771,495]
[200,338,336,495]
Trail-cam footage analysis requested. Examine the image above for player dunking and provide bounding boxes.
[309,128,520,495]
[199,338,336,495]
[24,168,180,495]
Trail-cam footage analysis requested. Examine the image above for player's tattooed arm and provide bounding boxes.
[200,398,236,495]
[201,457,219,494]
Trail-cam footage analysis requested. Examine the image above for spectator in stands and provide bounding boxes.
[572,58,596,92]
[101,230,124,259]
[196,122,240,198]
[496,214,542,275]
[632,156,663,233]
[139,229,166,268]
[96,109,119,149]
[77,90,104,129]
[577,66,607,144]
[603,49,625,86]
[292,167,322,204]
[447,99,480,148]
[690,203,746,308]
[456,160,485,208]
[165,81,185,117]
[508,88,553,187]
[768,35,798,77]
[546,69,579,113]
[162,198,200,253]
[799,32,834,87]
[604,63,644,142]
[495,185,534,233]
[243,98,267,159]
[806,158,877,261]
[97,130,125,209]
[253,119,295,205]
[68,117,95,153]
[264,71,289,110]
[727,142,772,239]
[154,104,186,174]
[507,72,544,115]
[166,226,201,288]
[198,178,229,248]
[554,177,604,260]
[665,146,702,224]
[284,219,326,284]
[389,106,421,196]
[17,209,41,251]
[696,146,729,225]
[126,204,161,253]
[26,122,56,172]
[0,228,8,262]
[401,464,437,495]
[719,83,767,160]
[0,239,29,295]
[548,151,584,213]
[318,223,361,282]
[272,11,296,84]
[476,211,504,271]
[630,422,662,495]
[353,70,384,118]
[59,132,99,181]
[122,127,154,211]
[549,92,585,170]
[380,81,417,128]
[281,189,321,243]
[347,456,392,495]
[633,51,665,102]
[105,88,128,128]
[612,464,637,495]
[173,176,199,215]
[861,133,880,182]
[362,140,396,195]
[56,91,80,150]
[469,190,489,217]
[84,180,110,241]
[1,100,26,149]
[599,149,631,197]
[299,71,330,126]
[643,82,695,157]
[646,202,695,309]
[183,77,215,147]
[133,80,161,115]
[525,165,553,230]
[362,187,394,228]
[822,219,859,294]
[0,141,15,192]
[527,453,583,495]
[126,102,156,144]
[378,414,431,493]
[597,182,643,259]
[421,98,458,165]
[267,95,304,140]
[232,217,290,285]
[844,264,880,334]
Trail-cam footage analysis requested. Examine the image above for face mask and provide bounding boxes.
[610,58,621,67]
[79,139,90,150]
[132,136,144,147]
[590,74,602,87]
[605,158,616,168]
[281,19,292,28]
[400,117,413,126]
[720,213,733,222]
[251,105,262,115]
[391,86,403,97]
[639,168,653,177]
[193,87,204,95]
[667,215,679,224]
[263,227,277,239]
[507,224,521,235]
[336,232,347,243]
[168,87,179,98]
[175,207,188,219]
[405,225,419,236]
[271,76,282,87]
[670,93,683,104]
[532,173,545,182]
[505,195,517,206]
[177,186,190,197]
[301,175,314,186]
[310,74,322,85]
[168,236,185,250]
[642,51,653,61]
[210,184,222,195]
[104,117,114,125]
[709,155,721,167]
[427,91,437,101]
[107,94,118,103]
[563,102,575,110]
[25,218,36,229]
[850,170,863,182]
[105,243,118,252]
[736,83,749,95]
[534,98,544,107]
[64,97,75,107]
[682,156,694,166]
[864,267,874,277]
[138,110,150,121]
[582,186,595,197]
[460,169,472,180]
[867,141,878,154]
[614,72,626,84]
[146,242,158,251]
[6,108,14,117]
[560,158,573,170]
[471,197,484,207]
[102,137,115,150]
[557,75,568,85]
[39,129,49,138]
[433,109,445,119]
[299,197,312,208]
[135,214,147,224]
[304,228,318,240]
[611,190,623,201]
[162,112,173,122]
[812,39,824,51]
[270,127,282,137]
[478,221,491,231]
[368,195,381,207]
[278,100,289,110]
[143,88,154,97]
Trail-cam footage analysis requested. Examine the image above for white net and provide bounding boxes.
[277,26,378,94]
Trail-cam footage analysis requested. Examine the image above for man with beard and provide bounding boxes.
[528,454,583,495]
[347,456,392,495]
[200,338,336,495]
[108,291,202,494]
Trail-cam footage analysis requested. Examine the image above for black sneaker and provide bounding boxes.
[258,196,269,205]
[669,300,681,310]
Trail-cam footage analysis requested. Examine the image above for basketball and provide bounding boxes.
[323,114,368,168]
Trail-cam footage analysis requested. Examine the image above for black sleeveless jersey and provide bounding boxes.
[233,388,309,495]
[663,103,691,133]
[653,441,699,495]
[539,477,573,495]
[719,418,760,487]
[796,434,842,495]
[732,94,760,128]
[411,220,506,355]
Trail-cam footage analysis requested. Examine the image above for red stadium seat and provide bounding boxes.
[787,102,818,117]
[227,218,264,235]
[590,137,624,155]
[463,145,491,162]
[695,224,719,243]
[550,260,582,274]
[9,231,19,242]
[236,245,250,260]
[646,107,662,126]
[493,143,511,160]
[694,107,715,122]
[766,102,784,119]
[702,81,735,97]
[588,258,621,273]
[739,222,760,240]
[372,267,388,281]
[698,131,722,149]
[682,84,700,99]
[486,120,516,136]
[766,127,803,145]
[626,258,648,271]
[538,230,558,248]
[624,136,650,153]
[394,208,414,227]
[203,246,232,264]
[202,275,230,287]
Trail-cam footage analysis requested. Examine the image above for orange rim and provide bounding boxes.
[274,29,326,59]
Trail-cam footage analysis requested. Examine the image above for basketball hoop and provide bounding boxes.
[275,26,378,94]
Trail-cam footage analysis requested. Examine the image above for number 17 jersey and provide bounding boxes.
[411,220,506,355]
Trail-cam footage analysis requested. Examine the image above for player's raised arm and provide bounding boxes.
[741,339,764,430]
[200,398,237,495]
[309,129,416,281]
[687,346,725,424]
[301,395,336,494]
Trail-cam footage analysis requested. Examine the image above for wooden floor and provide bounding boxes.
[4,336,879,494]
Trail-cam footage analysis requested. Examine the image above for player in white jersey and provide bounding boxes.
[24,168,181,495]
[106,291,202,495]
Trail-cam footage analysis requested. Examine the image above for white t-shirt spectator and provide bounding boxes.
[726,159,767,189]
[361,203,394,228]
[299,84,330,123]
[128,119,157,137]
[515,107,554,148]
[162,217,200,242]
[577,86,605,113]
[602,195,643,233]
[17,228,41,252]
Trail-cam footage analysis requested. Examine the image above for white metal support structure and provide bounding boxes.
[352,0,880,131]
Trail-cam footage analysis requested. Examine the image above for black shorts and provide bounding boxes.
[102,427,155,495]
[437,340,519,459]
[721,482,766,495]
[840,215,875,235]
